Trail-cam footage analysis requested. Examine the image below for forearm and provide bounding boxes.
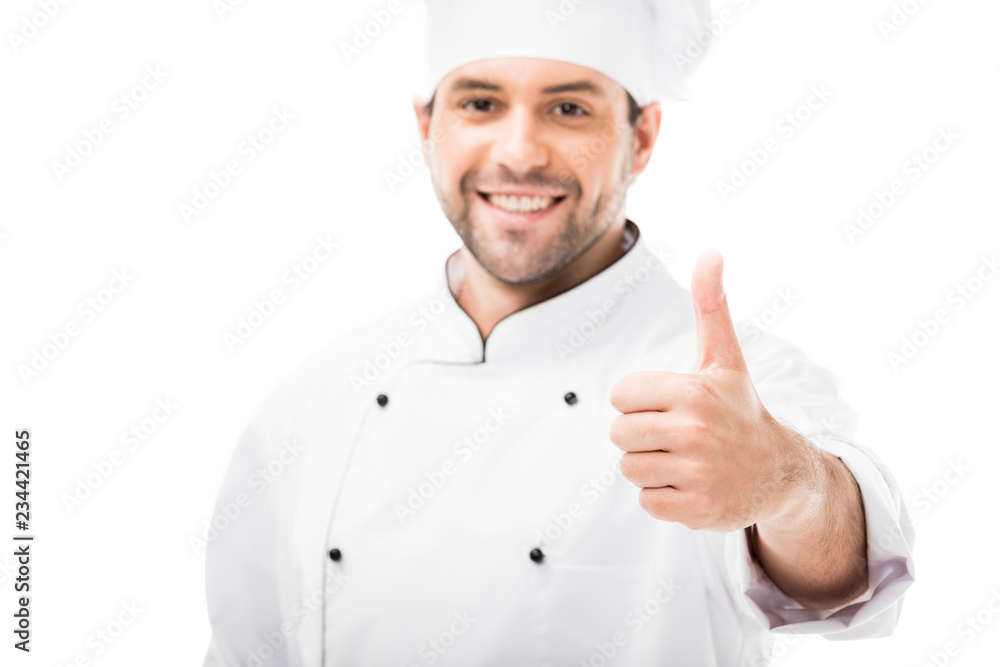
[749,433,870,610]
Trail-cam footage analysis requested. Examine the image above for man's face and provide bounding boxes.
[415,58,657,285]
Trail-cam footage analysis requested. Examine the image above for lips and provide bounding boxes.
[475,191,568,227]
[477,190,568,198]
[477,191,566,212]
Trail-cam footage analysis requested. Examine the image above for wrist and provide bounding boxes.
[756,421,826,533]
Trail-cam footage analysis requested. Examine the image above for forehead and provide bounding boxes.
[438,57,622,99]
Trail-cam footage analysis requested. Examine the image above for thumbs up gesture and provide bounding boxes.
[609,251,810,533]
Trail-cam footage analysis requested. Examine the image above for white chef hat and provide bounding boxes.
[422,0,713,107]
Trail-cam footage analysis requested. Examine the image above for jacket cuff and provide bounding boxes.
[728,435,916,639]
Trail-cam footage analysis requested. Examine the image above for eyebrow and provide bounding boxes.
[541,80,602,95]
[447,78,603,96]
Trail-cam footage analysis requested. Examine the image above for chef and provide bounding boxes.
[202,1,915,665]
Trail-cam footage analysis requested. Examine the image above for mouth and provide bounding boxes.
[475,191,568,227]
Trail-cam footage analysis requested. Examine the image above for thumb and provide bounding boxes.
[691,250,746,373]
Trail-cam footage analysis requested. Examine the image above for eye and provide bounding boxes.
[461,97,498,113]
[554,102,587,116]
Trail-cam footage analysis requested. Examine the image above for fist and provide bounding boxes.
[609,251,803,532]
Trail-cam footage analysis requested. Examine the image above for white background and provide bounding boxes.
[1,0,997,665]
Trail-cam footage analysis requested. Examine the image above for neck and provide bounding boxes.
[451,219,632,341]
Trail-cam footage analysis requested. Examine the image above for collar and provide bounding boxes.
[404,219,684,366]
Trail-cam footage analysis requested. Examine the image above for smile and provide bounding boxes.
[475,191,568,227]
[480,192,565,213]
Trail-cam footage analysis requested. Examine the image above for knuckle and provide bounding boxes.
[608,416,625,444]
[685,458,708,485]
[608,381,624,409]
[637,487,658,514]
[618,452,638,478]
[620,453,652,483]
[609,374,638,408]
[684,418,710,436]
[683,376,711,400]
[632,415,656,441]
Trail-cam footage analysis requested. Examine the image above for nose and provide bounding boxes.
[491,105,550,175]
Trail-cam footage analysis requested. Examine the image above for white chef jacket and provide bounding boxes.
[202,220,915,667]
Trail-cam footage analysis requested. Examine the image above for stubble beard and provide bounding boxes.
[437,151,633,286]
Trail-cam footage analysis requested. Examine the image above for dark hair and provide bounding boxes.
[423,88,644,128]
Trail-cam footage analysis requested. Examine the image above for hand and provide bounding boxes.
[609,250,812,532]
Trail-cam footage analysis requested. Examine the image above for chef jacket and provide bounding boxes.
[201,219,915,667]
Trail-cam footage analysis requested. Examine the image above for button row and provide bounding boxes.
[375,393,580,407]
[328,546,546,564]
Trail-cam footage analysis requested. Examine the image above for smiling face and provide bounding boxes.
[414,58,660,285]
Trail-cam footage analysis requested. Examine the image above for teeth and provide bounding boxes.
[487,193,557,213]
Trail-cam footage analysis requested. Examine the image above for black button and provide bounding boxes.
[328,548,342,561]
[376,394,388,407]
[529,548,544,563]
[564,392,578,406]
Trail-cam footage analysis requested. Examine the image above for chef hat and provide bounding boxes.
[422,0,713,107]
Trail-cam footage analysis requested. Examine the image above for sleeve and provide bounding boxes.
[201,395,303,666]
[724,328,916,639]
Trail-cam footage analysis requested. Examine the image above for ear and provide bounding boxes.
[412,95,432,144]
[629,100,661,183]
[412,94,434,166]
